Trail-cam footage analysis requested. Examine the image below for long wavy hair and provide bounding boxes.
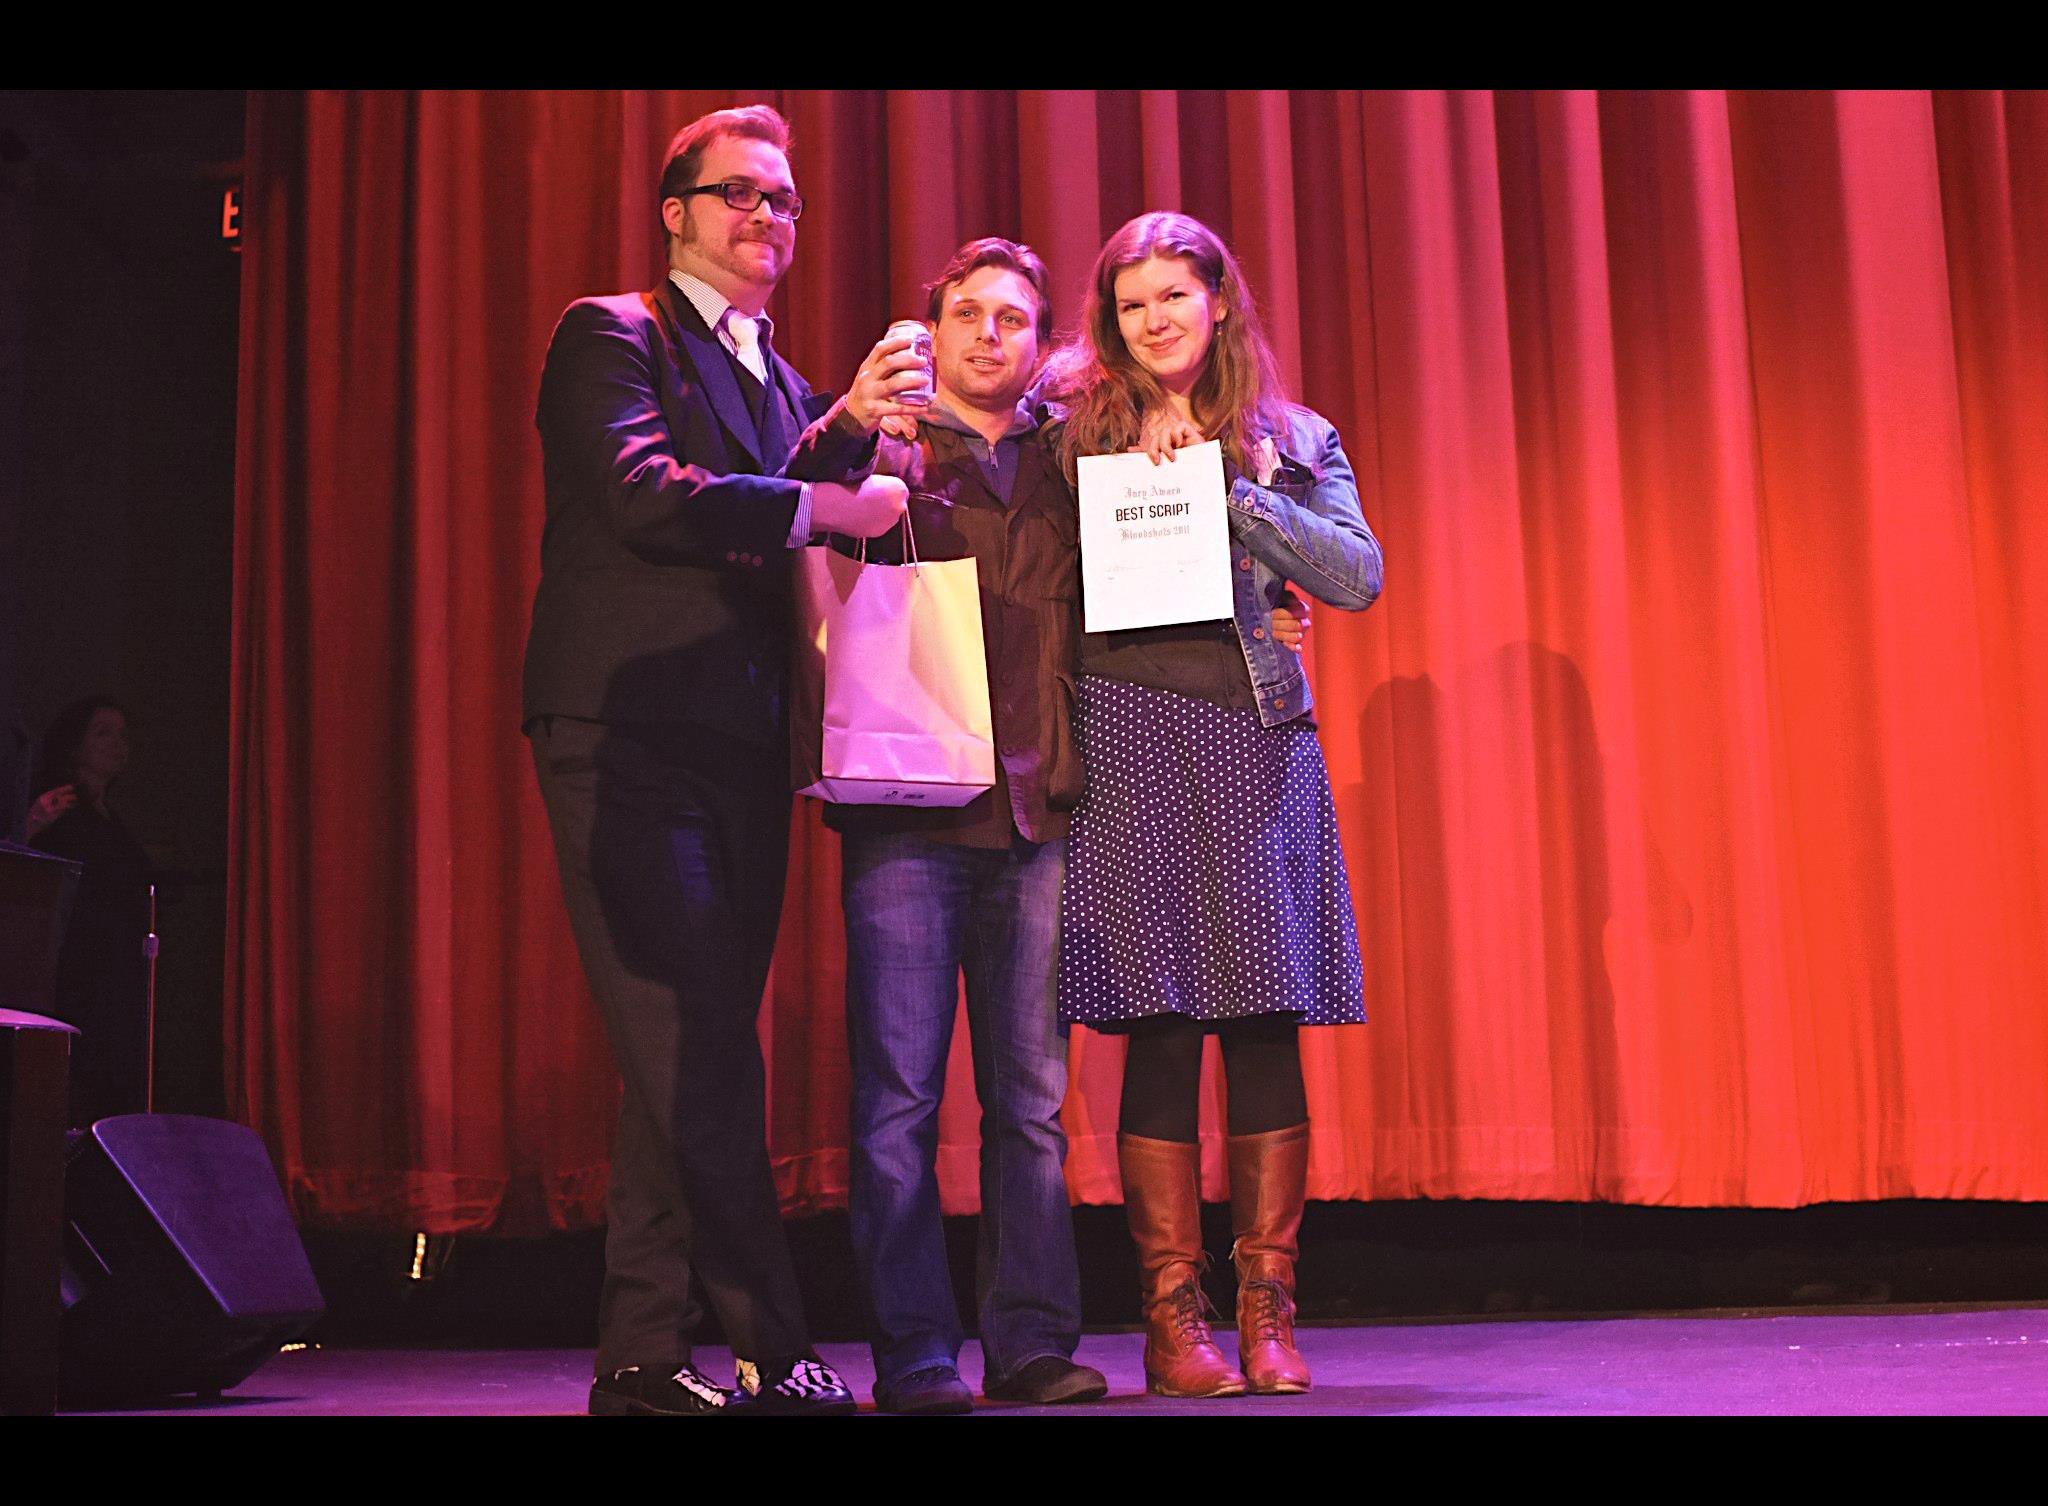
[33,695,127,798]
[1050,212,1294,482]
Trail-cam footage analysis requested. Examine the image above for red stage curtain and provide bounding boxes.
[229,91,2048,1233]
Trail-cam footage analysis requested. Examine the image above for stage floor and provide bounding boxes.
[67,1306,2048,1415]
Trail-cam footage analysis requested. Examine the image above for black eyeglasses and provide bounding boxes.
[680,181,805,222]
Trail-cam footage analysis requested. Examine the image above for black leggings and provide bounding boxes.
[1119,1015,1307,1143]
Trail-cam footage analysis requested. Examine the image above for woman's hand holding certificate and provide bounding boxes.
[1075,440,1233,633]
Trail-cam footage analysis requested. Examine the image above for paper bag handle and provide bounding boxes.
[855,503,921,566]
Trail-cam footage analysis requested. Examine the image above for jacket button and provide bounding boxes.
[1274,698,1287,710]
[1238,557,1252,570]
[1253,627,1266,639]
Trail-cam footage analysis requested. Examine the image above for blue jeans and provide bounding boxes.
[841,830,1082,1389]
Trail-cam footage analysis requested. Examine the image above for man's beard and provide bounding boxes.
[678,213,786,285]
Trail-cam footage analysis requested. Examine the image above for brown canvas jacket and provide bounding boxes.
[823,416,1084,847]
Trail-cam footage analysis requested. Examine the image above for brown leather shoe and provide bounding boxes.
[1120,1132,1248,1398]
[1228,1122,1312,1394]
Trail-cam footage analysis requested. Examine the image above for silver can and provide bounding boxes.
[886,319,935,407]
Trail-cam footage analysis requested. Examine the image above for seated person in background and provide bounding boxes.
[29,696,154,1125]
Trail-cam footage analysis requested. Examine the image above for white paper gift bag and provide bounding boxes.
[790,522,995,807]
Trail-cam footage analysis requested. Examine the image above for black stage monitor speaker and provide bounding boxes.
[61,1114,326,1403]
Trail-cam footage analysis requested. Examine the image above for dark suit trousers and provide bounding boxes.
[529,714,808,1370]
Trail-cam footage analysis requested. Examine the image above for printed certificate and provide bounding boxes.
[1076,441,1233,633]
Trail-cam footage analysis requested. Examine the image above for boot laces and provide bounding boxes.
[1242,1279,1293,1343]
[1168,1279,1219,1346]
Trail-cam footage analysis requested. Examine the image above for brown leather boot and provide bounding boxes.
[1229,1122,1312,1394]
[1119,1132,1248,1398]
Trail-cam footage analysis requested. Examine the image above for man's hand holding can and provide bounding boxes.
[843,325,934,432]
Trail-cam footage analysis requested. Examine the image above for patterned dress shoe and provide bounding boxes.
[874,1363,975,1415]
[734,1354,859,1416]
[982,1355,1110,1405]
[588,1362,742,1416]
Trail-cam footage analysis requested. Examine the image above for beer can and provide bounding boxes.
[886,319,935,407]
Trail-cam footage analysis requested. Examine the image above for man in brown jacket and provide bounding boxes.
[814,239,1105,1415]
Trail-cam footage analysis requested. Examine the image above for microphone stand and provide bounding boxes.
[144,883,159,1114]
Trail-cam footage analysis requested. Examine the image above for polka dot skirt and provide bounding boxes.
[1058,675,1366,1031]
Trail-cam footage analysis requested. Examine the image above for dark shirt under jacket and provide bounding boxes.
[804,402,1084,849]
[1077,617,1258,712]
[1055,421,1259,714]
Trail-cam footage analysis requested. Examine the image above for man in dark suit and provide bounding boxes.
[523,105,922,1417]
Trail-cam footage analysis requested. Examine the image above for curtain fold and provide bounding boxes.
[229,90,2048,1233]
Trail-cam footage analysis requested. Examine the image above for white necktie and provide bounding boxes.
[725,311,767,385]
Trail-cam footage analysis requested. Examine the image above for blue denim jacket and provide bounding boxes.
[1228,405,1384,726]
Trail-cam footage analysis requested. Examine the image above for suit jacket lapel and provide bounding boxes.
[652,279,764,469]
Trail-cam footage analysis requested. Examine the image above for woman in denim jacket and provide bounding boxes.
[1049,211,1383,1400]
